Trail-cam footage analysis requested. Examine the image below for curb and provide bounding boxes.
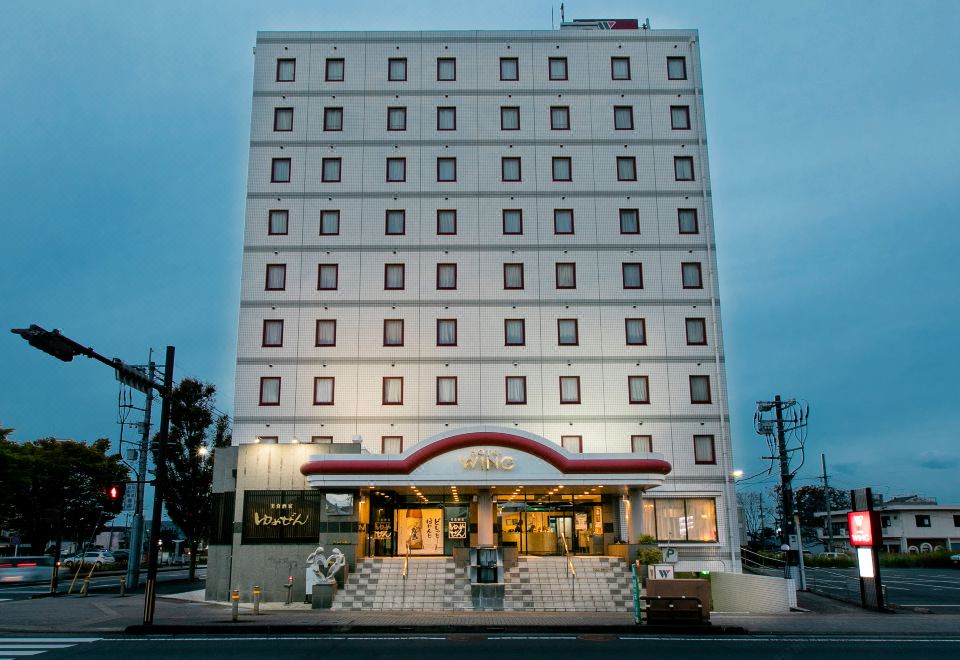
[124,623,747,636]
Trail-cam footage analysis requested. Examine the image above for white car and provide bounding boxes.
[63,550,115,570]
[951,553,959,566]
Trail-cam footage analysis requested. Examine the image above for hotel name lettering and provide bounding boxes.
[252,502,309,527]
[459,448,515,471]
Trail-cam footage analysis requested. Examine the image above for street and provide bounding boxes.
[0,567,206,603]
[0,634,959,660]
[804,567,960,612]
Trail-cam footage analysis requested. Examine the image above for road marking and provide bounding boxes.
[0,637,100,659]
[898,603,960,607]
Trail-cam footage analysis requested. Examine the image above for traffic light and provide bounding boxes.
[106,483,126,502]
[11,325,88,362]
[113,360,155,394]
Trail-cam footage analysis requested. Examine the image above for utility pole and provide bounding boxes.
[773,395,798,577]
[126,352,155,589]
[822,453,833,553]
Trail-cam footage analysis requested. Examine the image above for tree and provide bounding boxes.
[153,378,228,580]
[738,491,768,549]
[773,484,850,537]
[2,435,128,554]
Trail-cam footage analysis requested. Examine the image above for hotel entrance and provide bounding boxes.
[499,493,606,555]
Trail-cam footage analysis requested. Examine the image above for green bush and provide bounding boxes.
[636,547,663,565]
[804,555,854,568]
[879,549,955,568]
[637,534,657,545]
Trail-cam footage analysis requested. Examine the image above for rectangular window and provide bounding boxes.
[685,318,707,345]
[321,158,342,182]
[504,319,525,346]
[501,157,521,182]
[437,209,457,235]
[383,319,404,347]
[622,262,644,289]
[386,158,406,182]
[271,158,291,183]
[437,157,457,182]
[265,264,286,291]
[614,105,634,130]
[503,263,524,289]
[273,107,294,131]
[694,434,716,464]
[560,376,580,404]
[315,319,337,346]
[388,57,407,81]
[690,375,712,404]
[611,56,631,80]
[954,514,960,527]
[325,58,345,82]
[619,208,640,234]
[317,264,338,290]
[501,106,520,130]
[561,435,583,453]
[313,377,335,405]
[437,319,458,346]
[323,107,343,131]
[503,209,523,234]
[555,262,576,289]
[385,209,405,235]
[617,156,637,181]
[384,263,405,290]
[269,209,289,235]
[554,209,574,234]
[628,375,650,404]
[678,208,699,234]
[667,56,687,80]
[550,106,570,130]
[650,498,718,542]
[382,377,404,405]
[437,57,456,81]
[557,318,578,346]
[311,436,333,445]
[500,57,519,81]
[916,515,931,527]
[437,376,458,405]
[262,319,284,347]
[682,262,703,289]
[382,436,403,455]
[437,106,456,131]
[552,157,572,181]
[259,377,281,405]
[437,263,457,290]
[276,58,295,82]
[505,376,527,404]
[625,318,647,345]
[671,105,691,130]
[548,57,568,80]
[631,435,653,453]
[387,106,407,131]
[674,156,695,181]
[320,210,340,235]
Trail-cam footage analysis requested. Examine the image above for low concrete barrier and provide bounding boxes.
[710,572,796,613]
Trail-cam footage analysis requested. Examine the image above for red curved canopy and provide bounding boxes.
[300,431,671,477]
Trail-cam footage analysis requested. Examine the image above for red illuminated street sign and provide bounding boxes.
[848,510,877,546]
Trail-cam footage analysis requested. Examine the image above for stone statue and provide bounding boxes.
[305,546,346,594]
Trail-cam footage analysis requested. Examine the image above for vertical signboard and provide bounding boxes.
[848,488,886,611]
[397,509,444,555]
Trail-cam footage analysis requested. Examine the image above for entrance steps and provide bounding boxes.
[331,557,473,611]
[503,556,634,612]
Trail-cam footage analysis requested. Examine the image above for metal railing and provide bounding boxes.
[402,545,410,580]
[559,531,576,578]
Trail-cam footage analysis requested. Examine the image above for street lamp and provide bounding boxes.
[11,324,174,626]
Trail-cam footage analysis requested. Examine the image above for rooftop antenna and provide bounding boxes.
[560,3,565,23]
[551,5,554,29]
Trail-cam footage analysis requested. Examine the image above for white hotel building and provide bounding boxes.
[209,20,740,602]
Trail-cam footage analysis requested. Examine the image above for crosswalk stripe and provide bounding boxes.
[0,639,99,643]
[0,646,74,650]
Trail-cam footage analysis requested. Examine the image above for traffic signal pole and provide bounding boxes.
[126,355,155,590]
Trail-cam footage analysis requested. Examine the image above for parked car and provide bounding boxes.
[111,549,130,562]
[950,553,959,566]
[819,552,848,559]
[62,550,116,570]
[0,556,56,583]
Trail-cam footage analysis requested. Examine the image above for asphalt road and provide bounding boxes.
[1,634,958,660]
[0,567,206,602]
[804,567,960,611]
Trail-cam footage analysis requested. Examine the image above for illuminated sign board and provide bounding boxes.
[847,510,879,547]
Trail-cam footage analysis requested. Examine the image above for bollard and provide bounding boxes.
[252,585,262,615]
[81,577,90,596]
[283,575,294,606]
[230,588,240,622]
[119,576,127,597]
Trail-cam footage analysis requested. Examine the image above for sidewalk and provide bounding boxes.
[1,584,959,637]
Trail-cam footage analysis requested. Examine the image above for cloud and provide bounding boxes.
[917,451,960,470]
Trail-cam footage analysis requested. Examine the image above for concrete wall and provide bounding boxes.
[710,572,797,614]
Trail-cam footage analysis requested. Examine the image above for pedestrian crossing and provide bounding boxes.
[0,637,99,658]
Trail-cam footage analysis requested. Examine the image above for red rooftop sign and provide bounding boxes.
[847,510,878,547]
[571,19,639,29]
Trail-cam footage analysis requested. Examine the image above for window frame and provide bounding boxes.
[670,105,691,130]
[667,56,687,81]
[273,107,294,132]
[259,376,281,406]
[321,157,342,183]
[437,209,457,235]
[916,515,932,528]
[436,262,458,290]
[382,376,404,405]
[500,106,520,131]
[503,263,525,290]
[561,435,583,453]
[619,208,640,235]
[631,434,653,453]
[387,57,408,82]
[505,375,527,405]
[504,318,526,346]
[313,376,335,406]
[265,263,286,291]
[436,106,457,131]
[276,58,296,82]
[319,209,340,236]
[317,263,339,291]
[383,209,405,236]
[436,376,458,406]
[325,58,345,82]
[685,317,707,346]
[502,209,523,235]
[315,319,337,347]
[501,156,522,182]
[387,106,407,131]
[437,157,457,182]
[437,57,456,81]
[381,435,403,455]
[693,434,717,465]
[550,105,570,131]
[383,318,405,347]
[548,57,568,81]
[678,208,700,234]
[500,57,519,81]
[557,318,579,346]
[555,262,577,290]
[611,56,631,81]
[271,157,291,183]
[674,156,695,181]
[552,156,572,182]
[559,376,581,404]
[436,318,458,346]
[311,436,334,445]
[613,105,634,130]
[385,157,407,183]
[628,375,651,404]
[261,319,284,347]
[681,262,704,289]
[323,106,343,131]
[617,156,638,182]
[384,263,406,290]
[622,262,644,290]
[624,317,647,346]
[689,375,712,404]
[268,209,289,236]
[553,208,574,235]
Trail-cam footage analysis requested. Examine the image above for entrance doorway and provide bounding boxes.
[499,496,604,555]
